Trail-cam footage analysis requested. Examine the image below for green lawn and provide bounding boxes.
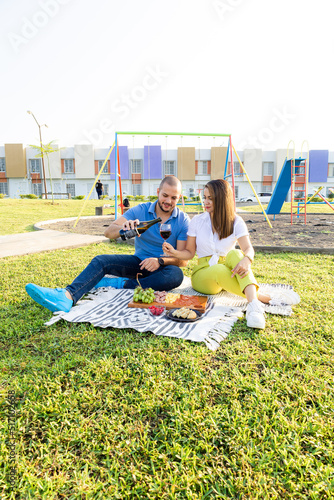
[0,199,110,235]
[0,199,203,236]
[1,242,333,499]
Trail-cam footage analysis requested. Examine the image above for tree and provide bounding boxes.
[29,141,63,204]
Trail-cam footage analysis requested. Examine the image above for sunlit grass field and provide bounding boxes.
[0,199,204,235]
[1,239,333,498]
[1,199,333,498]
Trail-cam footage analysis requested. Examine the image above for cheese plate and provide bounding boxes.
[128,294,208,312]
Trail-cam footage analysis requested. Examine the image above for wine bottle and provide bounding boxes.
[119,217,162,240]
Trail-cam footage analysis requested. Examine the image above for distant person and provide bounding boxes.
[95,179,104,199]
[123,197,130,208]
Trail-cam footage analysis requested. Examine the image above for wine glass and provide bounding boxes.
[160,223,172,256]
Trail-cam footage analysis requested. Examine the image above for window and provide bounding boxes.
[234,162,241,175]
[261,185,272,193]
[66,183,75,197]
[228,162,241,175]
[30,159,41,173]
[0,158,5,172]
[198,161,208,175]
[32,183,42,196]
[130,159,142,174]
[328,163,334,177]
[263,162,274,176]
[132,184,142,196]
[64,159,74,173]
[98,160,108,174]
[163,160,176,176]
[234,186,239,199]
[103,184,109,196]
[0,182,8,195]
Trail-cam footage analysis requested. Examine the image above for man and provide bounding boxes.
[95,179,104,199]
[26,176,190,313]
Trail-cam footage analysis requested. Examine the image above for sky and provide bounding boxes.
[1,0,334,151]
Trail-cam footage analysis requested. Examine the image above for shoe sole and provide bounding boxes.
[247,320,266,329]
[246,314,266,329]
[25,285,69,313]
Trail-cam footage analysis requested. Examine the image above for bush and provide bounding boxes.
[191,196,200,202]
[328,192,334,200]
[182,195,188,201]
[19,194,38,199]
[74,195,85,200]
[0,193,4,199]
[147,195,158,201]
[135,195,146,201]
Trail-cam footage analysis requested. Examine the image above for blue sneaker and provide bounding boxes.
[25,284,73,313]
[95,277,127,289]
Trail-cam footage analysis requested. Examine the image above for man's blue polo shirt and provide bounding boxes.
[123,201,190,260]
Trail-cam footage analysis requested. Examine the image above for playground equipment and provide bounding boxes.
[73,131,273,229]
[296,186,334,214]
[114,131,272,227]
[266,140,309,224]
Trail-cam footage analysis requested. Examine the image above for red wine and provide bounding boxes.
[160,230,171,240]
[119,217,162,240]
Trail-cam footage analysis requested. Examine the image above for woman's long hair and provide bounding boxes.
[205,179,235,239]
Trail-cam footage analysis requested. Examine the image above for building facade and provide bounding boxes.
[0,143,333,200]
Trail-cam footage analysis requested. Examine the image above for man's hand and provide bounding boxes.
[231,257,251,279]
[139,258,160,272]
[123,219,140,231]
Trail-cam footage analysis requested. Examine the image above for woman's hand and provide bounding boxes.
[231,257,251,279]
[162,242,178,257]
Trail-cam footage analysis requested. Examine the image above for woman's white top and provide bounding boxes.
[187,212,249,266]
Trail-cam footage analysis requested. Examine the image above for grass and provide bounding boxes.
[1,241,334,499]
[241,202,334,214]
[0,199,204,236]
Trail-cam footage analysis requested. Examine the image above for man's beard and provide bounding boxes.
[157,200,173,213]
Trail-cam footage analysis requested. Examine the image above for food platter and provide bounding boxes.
[165,309,203,323]
[128,294,208,312]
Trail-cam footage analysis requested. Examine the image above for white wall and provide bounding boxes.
[74,145,94,179]
[244,149,262,181]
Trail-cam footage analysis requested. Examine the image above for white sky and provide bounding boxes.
[1,0,334,151]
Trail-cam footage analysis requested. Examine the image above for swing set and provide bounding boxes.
[74,131,272,228]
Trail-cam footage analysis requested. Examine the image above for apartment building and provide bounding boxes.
[0,143,333,200]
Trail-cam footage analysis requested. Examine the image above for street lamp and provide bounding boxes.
[27,110,48,199]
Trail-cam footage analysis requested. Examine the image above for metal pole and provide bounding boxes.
[116,131,231,137]
[27,111,48,199]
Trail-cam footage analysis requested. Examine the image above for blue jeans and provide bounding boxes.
[66,254,184,304]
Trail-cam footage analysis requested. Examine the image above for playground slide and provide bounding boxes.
[266,157,304,215]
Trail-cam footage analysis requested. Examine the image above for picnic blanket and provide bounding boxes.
[45,277,296,350]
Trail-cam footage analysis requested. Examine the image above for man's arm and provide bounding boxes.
[139,239,189,273]
[104,216,140,239]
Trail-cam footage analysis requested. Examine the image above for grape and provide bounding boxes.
[132,285,155,304]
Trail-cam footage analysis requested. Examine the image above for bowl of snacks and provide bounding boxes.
[166,307,202,322]
[148,305,165,317]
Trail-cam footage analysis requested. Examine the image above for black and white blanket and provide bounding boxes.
[45,278,296,350]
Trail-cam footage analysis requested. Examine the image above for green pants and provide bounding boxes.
[191,249,259,297]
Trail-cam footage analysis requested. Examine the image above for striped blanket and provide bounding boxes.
[45,278,295,350]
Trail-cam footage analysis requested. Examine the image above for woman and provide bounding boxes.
[163,179,299,329]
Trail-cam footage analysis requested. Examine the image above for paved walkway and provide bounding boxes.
[0,230,108,259]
